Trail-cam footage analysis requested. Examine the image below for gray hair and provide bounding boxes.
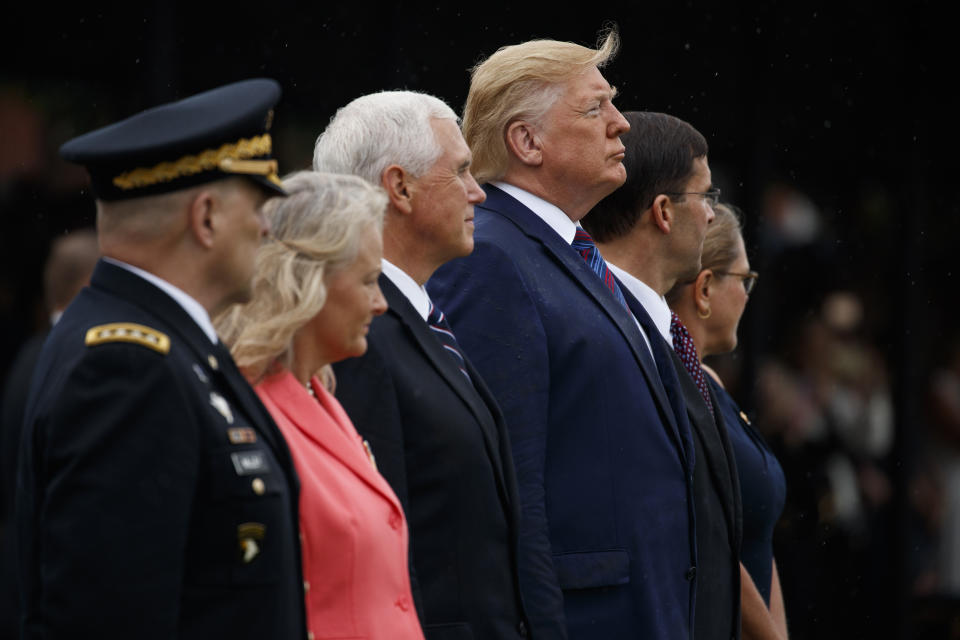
[313,91,459,184]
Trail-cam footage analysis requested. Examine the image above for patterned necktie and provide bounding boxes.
[670,311,714,416]
[571,227,628,309]
[427,302,472,383]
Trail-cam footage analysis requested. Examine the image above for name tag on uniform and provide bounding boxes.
[231,451,269,476]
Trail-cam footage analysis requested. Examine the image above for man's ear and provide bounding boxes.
[381,165,415,215]
[695,268,714,317]
[187,188,217,249]
[505,120,543,167]
[650,194,674,234]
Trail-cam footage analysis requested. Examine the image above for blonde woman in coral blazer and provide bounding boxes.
[217,171,424,640]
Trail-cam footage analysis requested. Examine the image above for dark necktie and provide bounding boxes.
[670,311,714,416]
[427,302,472,383]
[571,227,629,309]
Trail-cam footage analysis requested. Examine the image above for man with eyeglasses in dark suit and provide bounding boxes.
[582,110,743,640]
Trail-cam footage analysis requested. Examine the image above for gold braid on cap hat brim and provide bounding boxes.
[112,134,282,190]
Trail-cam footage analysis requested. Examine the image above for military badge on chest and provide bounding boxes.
[209,391,234,424]
[237,522,265,564]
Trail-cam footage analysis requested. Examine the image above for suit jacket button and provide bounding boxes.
[517,620,528,637]
[685,566,697,581]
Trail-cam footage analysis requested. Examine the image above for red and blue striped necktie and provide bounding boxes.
[427,302,472,383]
[571,227,629,309]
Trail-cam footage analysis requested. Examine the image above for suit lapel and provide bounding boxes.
[706,380,743,548]
[259,371,399,507]
[620,289,696,468]
[214,347,298,480]
[483,186,690,467]
[92,260,298,486]
[668,348,739,544]
[380,275,511,505]
[483,186,660,387]
[458,351,518,512]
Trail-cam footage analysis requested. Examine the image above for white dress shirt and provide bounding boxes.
[103,257,219,344]
[607,263,673,345]
[381,258,431,321]
[491,181,578,244]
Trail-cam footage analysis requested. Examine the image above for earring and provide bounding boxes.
[697,308,711,319]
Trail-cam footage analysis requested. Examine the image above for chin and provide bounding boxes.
[720,336,738,355]
[458,237,475,257]
[611,164,627,185]
[597,171,627,199]
[352,337,368,358]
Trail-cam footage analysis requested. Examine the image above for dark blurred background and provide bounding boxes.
[2,2,958,638]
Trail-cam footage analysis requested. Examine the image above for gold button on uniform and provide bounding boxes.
[252,477,265,495]
[207,354,219,370]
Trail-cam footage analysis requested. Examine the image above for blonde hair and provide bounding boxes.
[463,28,620,184]
[700,203,744,273]
[215,171,386,382]
[665,202,744,304]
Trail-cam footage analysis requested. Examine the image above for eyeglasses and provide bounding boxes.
[714,269,759,295]
[664,187,721,208]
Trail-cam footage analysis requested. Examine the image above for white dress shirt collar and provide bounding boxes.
[381,258,431,321]
[491,181,579,244]
[103,257,219,344]
[607,263,673,344]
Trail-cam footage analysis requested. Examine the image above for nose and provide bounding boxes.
[607,104,630,138]
[371,283,388,316]
[706,203,716,223]
[466,171,486,205]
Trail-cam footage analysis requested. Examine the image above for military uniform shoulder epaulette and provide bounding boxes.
[84,323,171,354]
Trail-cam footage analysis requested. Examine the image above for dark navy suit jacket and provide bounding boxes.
[428,184,698,640]
[15,260,306,640]
[619,288,743,640]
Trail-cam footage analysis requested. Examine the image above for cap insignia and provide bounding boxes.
[112,134,274,191]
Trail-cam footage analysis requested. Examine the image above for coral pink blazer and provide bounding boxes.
[256,370,425,640]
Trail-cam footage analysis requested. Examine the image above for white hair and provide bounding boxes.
[313,91,459,184]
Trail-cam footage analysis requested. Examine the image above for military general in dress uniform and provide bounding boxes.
[14,79,307,639]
